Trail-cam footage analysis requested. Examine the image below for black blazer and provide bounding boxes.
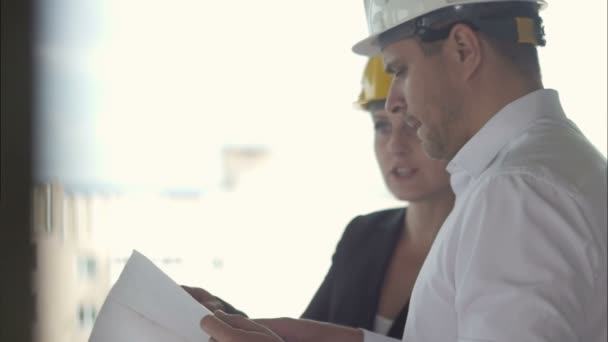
[301,208,408,339]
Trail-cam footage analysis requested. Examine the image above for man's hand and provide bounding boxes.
[182,285,227,313]
[201,311,285,342]
[255,317,363,342]
[182,285,248,317]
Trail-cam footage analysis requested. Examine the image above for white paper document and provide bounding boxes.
[89,250,212,342]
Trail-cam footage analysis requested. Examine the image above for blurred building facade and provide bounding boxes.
[29,147,271,341]
[32,183,110,342]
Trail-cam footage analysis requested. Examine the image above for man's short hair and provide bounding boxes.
[416,30,541,78]
[384,1,543,78]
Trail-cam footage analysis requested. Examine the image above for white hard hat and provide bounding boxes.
[353,0,548,56]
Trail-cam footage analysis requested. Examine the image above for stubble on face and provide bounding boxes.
[383,40,466,162]
[416,59,464,161]
[420,102,462,160]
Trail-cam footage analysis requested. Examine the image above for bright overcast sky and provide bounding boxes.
[35,0,606,191]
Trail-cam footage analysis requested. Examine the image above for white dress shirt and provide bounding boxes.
[373,315,394,335]
[363,89,607,342]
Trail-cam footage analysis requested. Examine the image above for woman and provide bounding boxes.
[189,56,454,339]
[299,56,453,338]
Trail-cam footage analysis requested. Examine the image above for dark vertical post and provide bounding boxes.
[1,0,35,341]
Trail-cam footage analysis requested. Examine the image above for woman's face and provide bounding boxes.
[371,107,452,202]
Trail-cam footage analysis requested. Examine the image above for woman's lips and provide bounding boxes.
[391,167,418,179]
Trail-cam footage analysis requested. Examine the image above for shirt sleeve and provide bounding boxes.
[362,329,401,342]
[454,173,599,341]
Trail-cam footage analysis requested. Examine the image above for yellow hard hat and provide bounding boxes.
[355,56,393,111]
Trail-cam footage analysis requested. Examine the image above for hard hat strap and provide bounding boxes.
[417,15,545,46]
[378,2,546,50]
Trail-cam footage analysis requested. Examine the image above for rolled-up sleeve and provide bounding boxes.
[454,173,600,341]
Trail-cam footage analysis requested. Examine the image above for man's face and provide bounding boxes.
[382,39,467,161]
[371,108,451,202]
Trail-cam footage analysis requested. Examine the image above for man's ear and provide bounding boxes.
[445,23,482,80]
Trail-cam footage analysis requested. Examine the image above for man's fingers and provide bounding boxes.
[181,286,225,312]
[254,318,296,337]
[201,312,273,341]
[181,285,215,302]
[215,311,270,333]
[201,314,239,341]
[200,301,224,313]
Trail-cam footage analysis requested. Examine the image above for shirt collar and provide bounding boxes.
[446,89,566,193]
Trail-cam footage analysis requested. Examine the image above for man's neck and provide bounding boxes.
[465,69,544,140]
[404,190,455,250]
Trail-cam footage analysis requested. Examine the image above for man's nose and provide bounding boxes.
[385,80,406,115]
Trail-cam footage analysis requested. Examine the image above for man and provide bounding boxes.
[201,1,608,341]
